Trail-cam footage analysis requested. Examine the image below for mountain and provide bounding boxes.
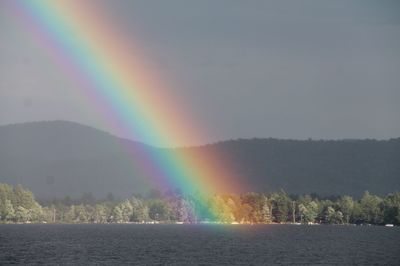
[0,121,399,198]
[0,121,155,199]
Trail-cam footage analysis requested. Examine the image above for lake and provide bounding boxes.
[0,224,399,265]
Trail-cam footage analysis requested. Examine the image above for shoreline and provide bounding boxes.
[0,222,396,227]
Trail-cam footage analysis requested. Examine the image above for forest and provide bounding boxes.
[0,183,399,225]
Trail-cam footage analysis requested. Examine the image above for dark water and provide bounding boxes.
[0,224,399,265]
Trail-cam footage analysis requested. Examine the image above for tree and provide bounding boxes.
[14,184,36,210]
[112,205,123,223]
[209,195,234,223]
[2,199,15,222]
[15,206,30,223]
[0,183,14,221]
[2,182,400,225]
[270,191,291,223]
[325,206,343,224]
[64,205,76,223]
[130,196,149,223]
[119,200,133,222]
[148,199,171,221]
[75,204,89,223]
[382,192,400,225]
[240,193,271,223]
[93,204,108,223]
[260,196,272,223]
[169,196,192,223]
[298,201,318,223]
[28,202,43,222]
[41,207,55,223]
[298,204,307,223]
[360,191,383,224]
[337,196,354,224]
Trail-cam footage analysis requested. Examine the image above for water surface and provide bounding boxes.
[0,224,399,265]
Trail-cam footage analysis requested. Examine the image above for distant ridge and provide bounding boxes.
[0,121,399,198]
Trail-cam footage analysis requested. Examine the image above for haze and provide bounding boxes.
[1,0,399,146]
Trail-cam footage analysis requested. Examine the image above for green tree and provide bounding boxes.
[2,199,15,222]
[260,196,272,223]
[64,205,76,223]
[0,183,14,221]
[112,205,124,223]
[337,196,354,224]
[382,192,400,224]
[270,191,291,223]
[240,193,271,223]
[28,202,43,222]
[209,195,234,223]
[15,206,30,223]
[130,196,149,223]
[75,204,89,223]
[119,200,133,222]
[325,206,343,224]
[13,184,36,210]
[41,206,55,223]
[148,199,171,221]
[360,191,383,224]
[298,201,319,223]
[93,204,108,223]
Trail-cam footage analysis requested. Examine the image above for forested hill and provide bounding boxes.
[193,138,400,197]
[0,121,399,198]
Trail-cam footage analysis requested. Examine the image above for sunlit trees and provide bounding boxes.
[119,200,133,222]
[270,191,291,223]
[191,193,210,222]
[111,205,123,223]
[75,204,90,223]
[28,202,43,222]
[169,196,193,223]
[359,191,383,224]
[0,184,14,221]
[148,199,171,221]
[2,199,15,222]
[0,184,16,222]
[93,204,108,223]
[337,196,354,224]
[209,195,234,223]
[63,204,90,223]
[0,183,42,223]
[64,205,76,223]
[1,183,400,225]
[240,193,271,223]
[130,196,149,223]
[226,195,247,223]
[41,206,55,223]
[324,206,343,224]
[298,201,319,224]
[14,185,37,210]
[15,206,30,223]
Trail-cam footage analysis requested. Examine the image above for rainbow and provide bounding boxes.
[7,1,245,203]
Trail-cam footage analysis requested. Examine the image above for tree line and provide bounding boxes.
[0,183,399,225]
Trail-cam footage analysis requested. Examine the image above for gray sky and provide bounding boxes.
[1,0,399,145]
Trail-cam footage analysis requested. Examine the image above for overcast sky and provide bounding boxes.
[1,0,399,145]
